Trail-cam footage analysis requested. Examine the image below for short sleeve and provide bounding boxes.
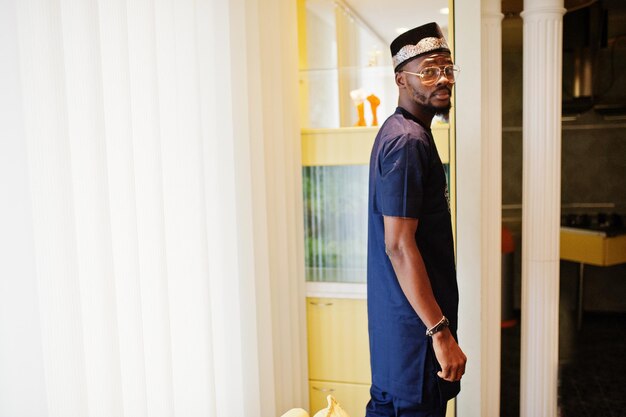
[377,134,429,218]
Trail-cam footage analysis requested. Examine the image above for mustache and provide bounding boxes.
[431,87,452,97]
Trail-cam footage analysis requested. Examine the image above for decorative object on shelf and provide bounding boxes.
[349,88,367,126]
[367,94,380,126]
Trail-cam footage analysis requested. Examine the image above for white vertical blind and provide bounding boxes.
[256,0,309,410]
[1,0,307,416]
[99,1,151,415]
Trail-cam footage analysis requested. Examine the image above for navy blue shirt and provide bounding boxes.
[367,107,459,405]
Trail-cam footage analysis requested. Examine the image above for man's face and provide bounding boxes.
[399,52,454,115]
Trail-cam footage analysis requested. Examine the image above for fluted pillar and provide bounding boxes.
[481,1,503,415]
[520,1,565,416]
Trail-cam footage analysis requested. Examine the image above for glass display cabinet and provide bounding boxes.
[299,0,455,288]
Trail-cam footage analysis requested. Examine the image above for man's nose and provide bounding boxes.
[436,72,451,86]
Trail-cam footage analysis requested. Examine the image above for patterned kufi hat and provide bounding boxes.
[390,22,450,72]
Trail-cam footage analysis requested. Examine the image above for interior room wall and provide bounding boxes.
[502,14,626,313]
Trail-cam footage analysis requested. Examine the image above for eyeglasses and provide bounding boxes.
[402,65,460,86]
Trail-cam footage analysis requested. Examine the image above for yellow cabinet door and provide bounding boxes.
[309,380,370,417]
[306,298,370,384]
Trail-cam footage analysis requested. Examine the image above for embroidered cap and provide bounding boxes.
[390,22,450,71]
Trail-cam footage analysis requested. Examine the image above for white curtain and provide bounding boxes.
[0,0,307,416]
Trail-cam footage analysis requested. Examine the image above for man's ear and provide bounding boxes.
[395,71,406,88]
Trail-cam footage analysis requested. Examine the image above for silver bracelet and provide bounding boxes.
[426,316,450,337]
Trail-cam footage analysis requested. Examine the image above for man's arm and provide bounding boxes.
[383,215,467,382]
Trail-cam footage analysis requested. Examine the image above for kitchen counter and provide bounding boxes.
[560,226,626,266]
[560,227,626,328]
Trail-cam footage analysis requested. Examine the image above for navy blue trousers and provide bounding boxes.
[365,384,447,417]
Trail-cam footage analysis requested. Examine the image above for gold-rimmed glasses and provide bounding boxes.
[402,65,460,86]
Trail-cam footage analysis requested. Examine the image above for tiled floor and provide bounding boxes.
[500,312,626,417]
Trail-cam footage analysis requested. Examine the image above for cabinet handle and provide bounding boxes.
[312,386,336,392]
[309,301,334,307]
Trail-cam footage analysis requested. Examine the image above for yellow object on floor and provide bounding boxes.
[313,395,351,417]
[281,408,309,417]
[280,395,351,417]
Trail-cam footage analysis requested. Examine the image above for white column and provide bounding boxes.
[456,0,504,414]
[520,1,565,417]
[454,0,483,415]
[481,1,503,416]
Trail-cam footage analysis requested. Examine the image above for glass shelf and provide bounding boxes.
[299,65,397,129]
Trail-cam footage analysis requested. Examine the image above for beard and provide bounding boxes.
[424,101,451,116]
[412,87,452,116]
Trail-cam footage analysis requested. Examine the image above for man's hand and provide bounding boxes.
[431,328,467,382]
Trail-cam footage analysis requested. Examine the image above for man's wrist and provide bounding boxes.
[426,316,450,337]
